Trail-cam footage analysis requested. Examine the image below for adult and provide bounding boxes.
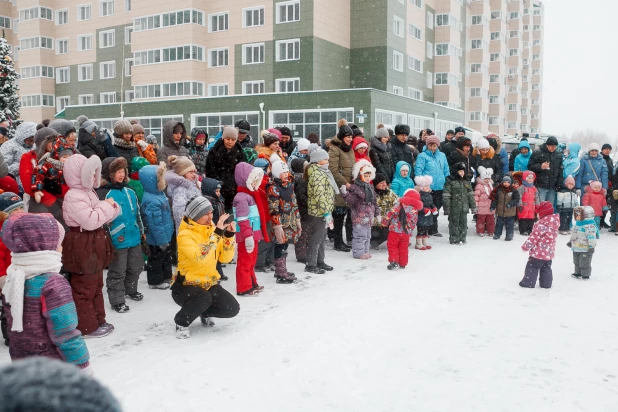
[0,152,7,179]
[601,144,614,229]
[48,119,76,147]
[235,119,255,149]
[513,140,531,172]
[576,143,608,194]
[447,135,473,181]
[278,126,296,157]
[111,120,138,168]
[131,122,157,165]
[0,122,37,183]
[510,134,529,171]
[414,135,450,236]
[157,120,190,165]
[188,127,208,175]
[389,124,415,181]
[527,136,563,205]
[472,138,503,183]
[328,125,356,251]
[440,129,455,155]
[255,132,284,161]
[369,127,394,184]
[487,134,509,175]
[205,126,244,211]
[77,118,106,160]
[417,128,433,153]
[307,132,320,145]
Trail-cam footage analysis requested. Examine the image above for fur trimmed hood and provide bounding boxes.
[235,162,264,191]
[353,159,376,180]
[64,154,102,191]
[139,162,167,194]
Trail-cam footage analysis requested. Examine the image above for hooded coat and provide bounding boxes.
[576,152,608,190]
[290,159,308,218]
[164,170,202,232]
[157,121,190,165]
[187,129,208,175]
[140,163,174,247]
[382,191,422,235]
[581,186,607,217]
[518,171,540,219]
[415,147,450,191]
[443,164,476,215]
[369,136,395,184]
[514,140,532,172]
[267,176,300,244]
[472,146,503,183]
[200,177,226,223]
[205,137,245,211]
[447,138,473,180]
[77,128,107,161]
[1,122,37,180]
[328,136,356,207]
[233,162,265,243]
[562,142,581,180]
[474,177,494,215]
[391,161,415,197]
[112,137,139,169]
[490,182,520,218]
[306,163,336,218]
[527,143,564,190]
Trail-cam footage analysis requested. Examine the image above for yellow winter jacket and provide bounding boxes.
[174,217,235,290]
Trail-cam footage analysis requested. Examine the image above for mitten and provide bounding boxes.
[576,189,581,197]
[34,191,43,203]
[274,225,285,244]
[432,208,439,215]
[137,140,148,150]
[245,237,255,253]
[324,213,334,229]
[340,185,347,195]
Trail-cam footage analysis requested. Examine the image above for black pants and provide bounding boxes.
[146,245,173,285]
[495,216,515,240]
[0,295,7,344]
[333,207,352,243]
[519,219,535,234]
[370,227,389,247]
[274,243,288,259]
[430,190,443,234]
[559,210,573,231]
[172,284,240,327]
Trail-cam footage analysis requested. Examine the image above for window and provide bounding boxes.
[56,9,68,25]
[79,95,94,105]
[135,45,204,65]
[393,16,404,37]
[490,74,501,83]
[56,67,70,84]
[427,11,434,29]
[534,9,542,16]
[276,1,300,24]
[99,30,115,48]
[209,47,229,67]
[510,30,520,38]
[471,15,485,25]
[78,64,93,81]
[508,104,517,111]
[435,73,448,85]
[435,43,461,58]
[56,39,69,54]
[100,92,116,104]
[409,24,422,40]
[408,56,422,72]
[426,42,433,58]
[56,96,70,112]
[276,78,300,93]
[489,95,501,104]
[125,90,135,102]
[209,12,228,32]
[125,27,133,45]
[0,17,10,29]
[509,48,519,56]
[243,43,265,65]
[533,40,541,46]
[521,108,528,115]
[490,53,501,62]
[532,84,539,90]
[100,0,114,17]
[436,14,449,26]
[19,37,53,50]
[125,0,131,12]
[469,88,488,98]
[125,58,133,76]
[491,10,501,20]
[20,66,54,79]
[135,85,161,98]
[100,61,116,79]
[508,67,518,75]
[533,54,540,60]
[392,51,403,72]
[243,6,264,27]
[469,112,487,122]
[507,122,517,130]
[19,7,52,21]
[21,95,55,107]
[523,24,529,31]
[522,91,529,98]
[522,75,528,82]
[426,71,433,89]
[509,12,519,20]
[509,85,519,93]
[533,68,540,75]
[470,39,485,50]
[162,10,203,27]
[408,87,422,100]
[392,86,403,96]
[134,15,161,31]
[209,84,228,97]
[490,32,502,41]
[489,117,500,125]
[243,80,265,95]
[532,99,539,105]
[470,63,487,74]
[78,4,91,21]
[411,0,422,8]
[78,34,92,51]
[276,39,300,61]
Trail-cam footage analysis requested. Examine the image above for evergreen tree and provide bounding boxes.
[0,32,20,138]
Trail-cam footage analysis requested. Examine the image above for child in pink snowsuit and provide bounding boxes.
[474,166,495,236]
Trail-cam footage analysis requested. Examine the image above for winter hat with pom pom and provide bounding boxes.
[376,127,389,139]
[168,155,196,176]
[414,175,433,188]
[263,133,280,147]
[271,160,290,179]
[588,143,600,152]
[478,166,493,180]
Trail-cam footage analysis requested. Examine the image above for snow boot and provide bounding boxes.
[176,325,190,339]
[200,315,215,327]
[111,303,130,313]
[571,273,582,279]
[126,292,144,301]
[274,256,297,283]
[149,282,170,290]
[414,237,426,250]
[422,236,432,250]
[387,262,400,271]
[305,265,326,274]
[334,241,351,252]
[84,323,114,339]
[582,275,590,280]
[317,262,334,271]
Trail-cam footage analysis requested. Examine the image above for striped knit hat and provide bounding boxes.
[185,196,213,221]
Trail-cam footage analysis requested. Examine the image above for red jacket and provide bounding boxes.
[19,151,58,207]
[582,186,607,217]
[0,240,10,278]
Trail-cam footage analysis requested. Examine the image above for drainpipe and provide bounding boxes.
[259,102,266,143]
[433,112,438,132]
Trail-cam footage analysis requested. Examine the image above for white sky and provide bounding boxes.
[541,0,618,138]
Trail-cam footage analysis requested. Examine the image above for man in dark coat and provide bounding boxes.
[389,124,415,181]
[440,129,456,157]
[278,126,296,157]
[369,127,394,183]
[235,119,256,149]
[526,136,563,207]
[205,126,245,211]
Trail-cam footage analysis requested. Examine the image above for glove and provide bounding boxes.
[576,189,581,197]
[136,140,148,150]
[82,365,94,377]
[245,237,255,253]
[274,225,285,244]
[340,185,347,195]
[432,208,439,215]
[34,191,43,203]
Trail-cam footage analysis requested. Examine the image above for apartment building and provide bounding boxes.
[0,0,543,141]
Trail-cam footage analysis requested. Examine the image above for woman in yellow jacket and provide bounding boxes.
[171,196,239,339]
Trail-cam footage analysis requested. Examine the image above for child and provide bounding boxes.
[443,162,476,245]
[267,160,301,283]
[253,156,275,273]
[165,155,201,232]
[188,128,208,175]
[371,173,398,250]
[201,177,229,281]
[517,171,540,236]
[582,181,607,229]
[474,166,495,237]
[140,162,175,290]
[382,189,423,270]
[490,176,520,241]
[290,159,310,263]
[172,196,238,338]
[233,162,267,295]
[1,213,90,371]
[414,175,438,250]
[519,202,559,288]
[557,176,579,235]
[111,120,138,168]
[391,161,415,197]
[352,136,370,163]
[569,206,599,280]
[62,154,119,337]
[340,159,380,259]
[32,142,75,203]
[97,157,144,313]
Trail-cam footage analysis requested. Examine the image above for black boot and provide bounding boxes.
[305,265,326,274]
[317,262,333,271]
[332,213,351,251]
[571,273,582,279]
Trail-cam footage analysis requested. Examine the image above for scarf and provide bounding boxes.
[375,188,388,196]
[483,182,493,196]
[336,140,352,153]
[237,185,270,242]
[3,251,63,332]
[114,137,135,149]
[355,152,370,163]
[523,180,534,188]
[319,164,340,195]
[355,178,374,204]
[38,152,64,171]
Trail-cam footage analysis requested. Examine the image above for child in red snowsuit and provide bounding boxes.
[582,180,607,229]
[382,189,425,270]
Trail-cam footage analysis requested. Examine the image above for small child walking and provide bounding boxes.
[474,166,495,237]
[556,176,579,234]
[582,181,607,229]
[391,161,415,197]
[517,171,540,236]
[569,206,599,280]
[490,175,520,241]
[383,190,423,270]
[414,176,438,250]
[519,202,559,289]
[443,162,476,245]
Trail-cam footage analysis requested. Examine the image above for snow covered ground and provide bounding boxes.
[2,218,618,412]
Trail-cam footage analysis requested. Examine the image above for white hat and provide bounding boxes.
[270,153,282,164]
[271,160,289,179]
[414,175,433,187]
[352,159,376,180]
[588,143,600,152]
[477,138,490,150]
[297,138,310,152]
[478,166,493,180]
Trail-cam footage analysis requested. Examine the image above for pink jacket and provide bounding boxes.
[474,178,493,215]
[582,186,607,217]
[62,154,119,230]
[521,213,560,260]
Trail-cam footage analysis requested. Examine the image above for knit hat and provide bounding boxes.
[222,126,238,140]
[502,175,512,184]
[80,120,99,134]
[254,158,270,173]
[478,166,493,180]
[337,125,353,139]
[454,126,466,135]
[0,192,24,214]
[48,119,76,138]
[131,156,150,173]
[267,128,283,139]
[536,201,554,218]
[132,123,145,134]
[352,127,364,137]
[271,160,290,179]
[2,213,63,253]
[352,136,368,151]
[76,115,89,128]
[564,176,575,186]
[235,119,251,134]
[185,196,214,221]
[545,136,558,146]
[277,126,292,137]
[414,175,433,187]
[145,135,157,145]
[588,143,600,152]
[290,158,307,174]
[297,138,310,152]
[457,136,472,149]
[34,127,59,158]
[477,138,490,150]
[394,124,411,135]
[310,148,329,163]
[109,157,129,182]
[376,127,389,139]
[446,129,455,136]
[400,164,410,172]
[263,133,280,147]
[243,147,258,164]
[168,155,196,176]
[602,144,612,151]
[426,135,441,146]
[113,119,133,136]
[57,147,75,159]
[373,173,387,188]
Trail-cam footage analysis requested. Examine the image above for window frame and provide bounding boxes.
[77,34,92,51]
[208,47,229,68]
[100,92,117,104]
[276,0,300,24]
[78,64,93,81]
[275,77,300,93]
[242,6,265,28]
[56,66,70,84]
[208,11,229,33]
[99,61,116,79]
[99,29,115,48]
[392,50,404,72]
[78,94,94,105]
[242,80,265,95]
[275,38,300,62]
[56,38,69,55]
[242,42,265,65]
[77,4,92,21]
[100,0,114,17]
[55,9,69,25]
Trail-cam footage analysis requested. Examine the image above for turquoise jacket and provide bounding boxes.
[514,140,532,172]
[391,161,415,197]
[414,148,449,191]
[140,165,174,247]
[563,142,581,180]
[105,186,142,249]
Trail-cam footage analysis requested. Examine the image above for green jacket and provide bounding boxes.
[307,163,335,217]
[127,179,144,202]
[443,176,476,215]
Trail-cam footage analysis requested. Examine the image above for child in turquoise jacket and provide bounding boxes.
[391,161,415,197]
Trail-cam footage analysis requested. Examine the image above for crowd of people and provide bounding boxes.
[0,115,613,376]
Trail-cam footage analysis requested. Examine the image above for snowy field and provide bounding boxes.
[2,217,618,412]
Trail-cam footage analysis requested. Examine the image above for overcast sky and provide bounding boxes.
[541,0,618,139]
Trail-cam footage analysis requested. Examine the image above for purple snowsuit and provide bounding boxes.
[341,181,380,258]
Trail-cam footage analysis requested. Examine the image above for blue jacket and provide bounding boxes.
[414,148,449,191]
[563,142,581,179]
[391,161,415,197]
[104,185,142,249]
[498,147,509,174]
[139,164,174,246]
[576,152,608,189]
[514,140,532,172]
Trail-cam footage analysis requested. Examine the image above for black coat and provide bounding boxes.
[447,148,473,180]
[369,136,395,183]
[440,140,456,158]
[113,140,139,171]
[472,149,503,184]
[292,172,308,218]
[239,136,256,149]
[509,148,520,171]
[418,190,436,227]
[77,129,107,161]
[603,154,614,183]
[389,137,415,177]
[281,140,297,157]
[205,138,245,211]
[527,144,564,190]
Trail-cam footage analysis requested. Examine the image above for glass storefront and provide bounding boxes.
[270,108,354,142]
